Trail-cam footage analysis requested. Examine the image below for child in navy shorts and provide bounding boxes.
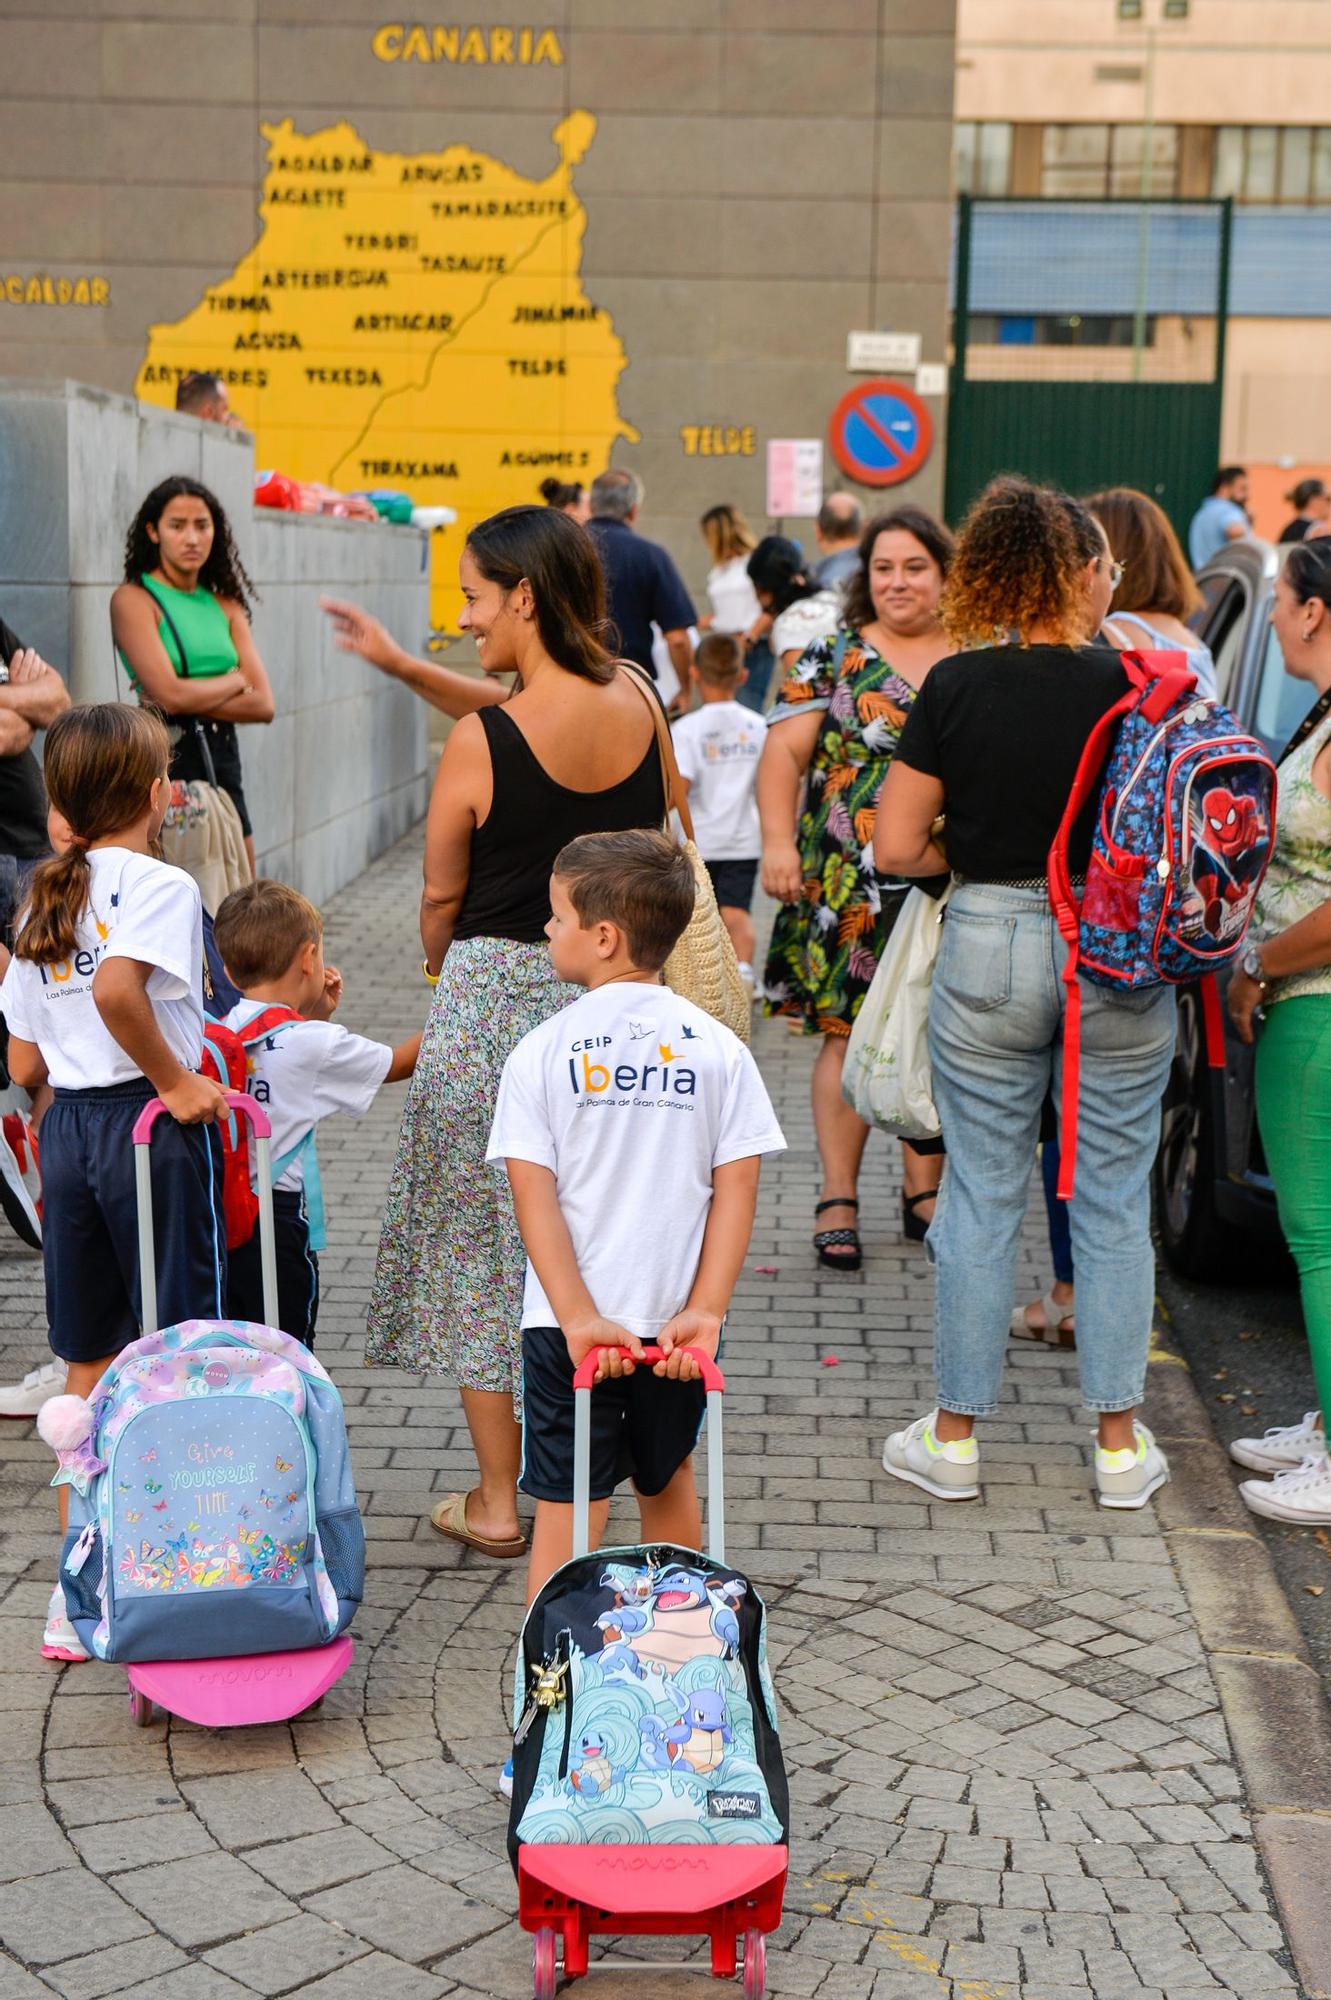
[211,879,420,1346]
[1,704,230,1661]
[486,828,785,1614]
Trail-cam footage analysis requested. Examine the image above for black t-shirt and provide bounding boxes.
[0,618,51,860]
[586,518,696,676]
[894,644,1131,879]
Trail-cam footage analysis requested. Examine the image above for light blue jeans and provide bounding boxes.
[927,883,1176,1416]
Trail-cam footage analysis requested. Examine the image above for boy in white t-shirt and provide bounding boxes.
[671,633,765,990]
[212,881,420,1346]
[486,829,785,1608]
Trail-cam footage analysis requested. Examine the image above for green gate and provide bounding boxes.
[945,196,1233,540]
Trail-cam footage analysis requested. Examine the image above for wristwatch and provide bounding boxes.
[1240,944,1269,990]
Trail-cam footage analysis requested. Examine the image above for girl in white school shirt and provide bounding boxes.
[1,704,228,1661]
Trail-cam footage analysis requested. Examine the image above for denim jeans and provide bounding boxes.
[927,883,1176,1416]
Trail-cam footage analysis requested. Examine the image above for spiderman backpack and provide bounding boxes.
[1047,649,1276,1197]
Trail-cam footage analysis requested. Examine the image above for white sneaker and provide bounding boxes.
[0,1112,40,1250]
[737,963,759,1005]
[1095,1421,1170,1509]
[1240,1450,1331,1525]
[882,1410,980,1501]
[41,1581,88,1663]
[1230,1411,1327,1475]
[0,1357,67,1418]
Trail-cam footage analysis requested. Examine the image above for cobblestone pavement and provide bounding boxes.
[0,831,1306,1999]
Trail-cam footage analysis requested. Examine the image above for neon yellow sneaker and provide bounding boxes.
[1095,1421,1170,1510]
[881,1410,980,1501]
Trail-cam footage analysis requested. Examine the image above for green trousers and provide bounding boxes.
[1255,993,1331,1426]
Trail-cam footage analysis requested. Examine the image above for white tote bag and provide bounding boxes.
[842,882,952,1141]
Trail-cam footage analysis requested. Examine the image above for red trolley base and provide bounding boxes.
[518,1843,786,1990]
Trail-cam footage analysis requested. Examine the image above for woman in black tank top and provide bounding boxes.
[365,507,664,1558]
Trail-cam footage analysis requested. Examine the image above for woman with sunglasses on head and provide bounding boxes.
[1090,488,1216,699]
[874,476,1177,1513]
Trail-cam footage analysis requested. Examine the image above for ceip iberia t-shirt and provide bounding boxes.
[672,700,764,861]
[486,979,785,1340]
[0,848,203,1089]
[223,1001,392,1192]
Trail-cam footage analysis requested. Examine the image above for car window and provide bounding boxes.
[1201,582,1248,706]
[1252,621,1317,758]
[1189,572,1233,638]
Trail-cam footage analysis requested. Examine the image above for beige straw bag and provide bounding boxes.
[620,664,752,1044]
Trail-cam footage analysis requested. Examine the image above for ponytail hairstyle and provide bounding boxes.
[465,504,615,683]
[941,475,1096,647]
[539,476,585,512]
[746,536,817,618]
[15,704,172,967]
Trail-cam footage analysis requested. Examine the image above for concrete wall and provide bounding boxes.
[0,4,958,618]
[0,378,429,907]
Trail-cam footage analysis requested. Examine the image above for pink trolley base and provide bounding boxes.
[127,1635,354,1729]
[518,1844,786,1998]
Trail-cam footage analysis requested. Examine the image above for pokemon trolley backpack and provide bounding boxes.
[512,1348,788,1996]
[40,1096,364,1666]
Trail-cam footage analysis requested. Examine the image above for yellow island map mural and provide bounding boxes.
[135,109,633,637]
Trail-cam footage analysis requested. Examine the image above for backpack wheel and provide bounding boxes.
[128,1687,154,1728]
[532,1926,558,1999]
[742,1931,766,1999]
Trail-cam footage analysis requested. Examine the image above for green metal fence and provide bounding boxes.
[945,196,1233,539]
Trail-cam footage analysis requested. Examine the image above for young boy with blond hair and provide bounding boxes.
[671,632,765,990]
[212,880,419,1345]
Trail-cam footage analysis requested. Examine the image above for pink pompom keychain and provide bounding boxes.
[36,1395,106,1496]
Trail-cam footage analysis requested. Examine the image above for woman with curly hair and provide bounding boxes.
[874,475,1175,1512]
[758,508,954,1269]
[112,478,275,877]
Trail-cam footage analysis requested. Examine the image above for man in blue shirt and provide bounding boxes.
[1189,466,1251,571]
[586,470,695,684]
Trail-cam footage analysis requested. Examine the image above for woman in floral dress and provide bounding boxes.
[758,508,954,1268]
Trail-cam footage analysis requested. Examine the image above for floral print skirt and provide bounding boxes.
[365,936,573,1399]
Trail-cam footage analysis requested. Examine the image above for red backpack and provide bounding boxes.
[201,1006,303,1250]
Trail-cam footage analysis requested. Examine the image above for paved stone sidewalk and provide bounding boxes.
[0,831,1305,1998]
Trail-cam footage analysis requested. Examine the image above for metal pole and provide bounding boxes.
[1131,23,1156,383]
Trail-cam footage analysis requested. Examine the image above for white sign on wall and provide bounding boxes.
[766,438,824,518]
[915,362,948,396]
[847,329,922,374]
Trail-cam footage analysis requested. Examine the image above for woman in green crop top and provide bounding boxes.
[111,478,275,874]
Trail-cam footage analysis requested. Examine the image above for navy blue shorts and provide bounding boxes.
[227,1187,319,1348]
[42,1079,226,1364]
[519,1327,705,1504]
[705,859,758,912]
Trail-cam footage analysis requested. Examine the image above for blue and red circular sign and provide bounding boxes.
[829,378,933,487]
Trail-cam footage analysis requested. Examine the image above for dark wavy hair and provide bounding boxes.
[123,477,256,610]
[466,504,614,682]
[843,507,954,632]
[941,475,1096,647]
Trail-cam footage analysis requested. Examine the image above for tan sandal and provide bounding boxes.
[428,1490,527,1560]
[1010,1290,1076,1348]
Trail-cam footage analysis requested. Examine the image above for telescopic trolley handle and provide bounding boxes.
[570,1346,727,1563]
[132,1091,278,1334]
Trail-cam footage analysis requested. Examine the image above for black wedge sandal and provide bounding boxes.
[901,1190,936,1244]
[813,1196,862,1272]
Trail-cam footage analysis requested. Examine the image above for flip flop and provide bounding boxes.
[428,1490,527,1560]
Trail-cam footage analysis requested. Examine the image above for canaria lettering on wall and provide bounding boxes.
[371,23,564,64]
[2,274,110,307]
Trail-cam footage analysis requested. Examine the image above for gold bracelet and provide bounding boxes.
[422,958,440,987]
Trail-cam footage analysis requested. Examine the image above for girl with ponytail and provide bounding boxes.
[2,702,229,1663]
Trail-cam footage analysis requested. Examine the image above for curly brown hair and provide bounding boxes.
[941,475,1099,647]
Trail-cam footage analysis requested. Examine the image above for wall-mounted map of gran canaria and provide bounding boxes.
[135,110,634,638]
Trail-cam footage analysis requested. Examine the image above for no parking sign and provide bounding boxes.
[829,378,933,487]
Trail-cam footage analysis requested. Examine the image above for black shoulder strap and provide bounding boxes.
[1280,686,1331,765]
[137,578,219,789]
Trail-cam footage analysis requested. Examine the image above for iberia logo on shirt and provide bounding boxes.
[567,1015,702,1100]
